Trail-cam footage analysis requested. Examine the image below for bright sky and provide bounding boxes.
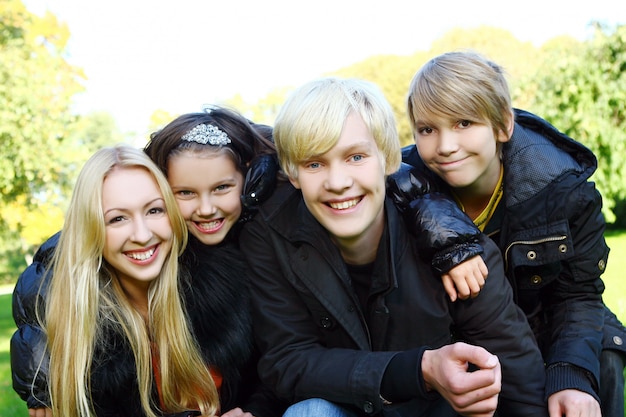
[25,0,626,139]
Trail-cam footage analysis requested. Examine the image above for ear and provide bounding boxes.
[497,109,515,143]
[289,176,301,189]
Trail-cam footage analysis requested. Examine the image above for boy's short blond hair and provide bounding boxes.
[274,77,401,178]
[407,51,513,138]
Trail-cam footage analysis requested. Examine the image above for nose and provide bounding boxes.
[437,130,459,155]
[324,163,353,193]
[131,216,153,244]
[196,194,217,216]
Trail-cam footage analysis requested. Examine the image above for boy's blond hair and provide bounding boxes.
[407,51,513,138]
[274,77,401,178]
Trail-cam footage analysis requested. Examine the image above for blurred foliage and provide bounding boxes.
[2,0,626,282]
[0,0,125,282]
[522,23,626,224]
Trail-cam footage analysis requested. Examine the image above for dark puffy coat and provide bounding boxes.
[402,108,626,401]
[240,182,548,417]
[11,232,285,417]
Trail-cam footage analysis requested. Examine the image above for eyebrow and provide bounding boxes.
[103,197,165,216]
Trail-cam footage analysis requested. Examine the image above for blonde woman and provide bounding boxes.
[17,145,219,417]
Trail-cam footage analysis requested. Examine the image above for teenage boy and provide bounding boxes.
[240,77,548,417]
[403,50,626,417]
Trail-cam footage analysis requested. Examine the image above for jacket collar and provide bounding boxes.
[505,109,597,206]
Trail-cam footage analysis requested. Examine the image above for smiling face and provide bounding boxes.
[102,166,173,297]
[166,149,244,246]
[289,112,386,263]
[414,116,510,196]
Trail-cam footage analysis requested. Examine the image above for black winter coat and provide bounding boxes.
[11,232,285,417]
[240,182,548,417]
[402,108,626,401]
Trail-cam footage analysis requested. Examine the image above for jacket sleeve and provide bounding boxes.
[451,235,548,417]
[388,162,483,274]
[10,232,59,408]
[541,180,606,400]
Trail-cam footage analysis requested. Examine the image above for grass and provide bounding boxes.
[0,232,625,415]
[0,288,26,417]
[603,230,626,323]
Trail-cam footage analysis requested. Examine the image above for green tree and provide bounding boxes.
[523,23,626,223]
[0,0,85,280]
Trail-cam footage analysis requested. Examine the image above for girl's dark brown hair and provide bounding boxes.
[144,106,276,177]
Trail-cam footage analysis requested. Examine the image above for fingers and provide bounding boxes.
[445,256,487,301]
[456,342,499,370]
[422,343,501,417]
[220,407,255,417]
[548,389,601,417]
[28,408,52,417]
[442,274,458,302]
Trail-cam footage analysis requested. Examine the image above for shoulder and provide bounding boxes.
[243,181,307,241]
[257,180,300,219]
[510,109,596,173]
[13,232,61,325]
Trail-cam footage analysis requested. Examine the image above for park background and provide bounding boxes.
[1,0,626,415]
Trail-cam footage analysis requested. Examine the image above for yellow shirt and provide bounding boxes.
[453,166,504,232]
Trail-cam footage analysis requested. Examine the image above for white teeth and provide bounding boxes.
[198,220,220,230]
[329,198,359,210]
[127,248,155,261]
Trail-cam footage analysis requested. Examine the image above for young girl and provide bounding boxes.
[144,107,285,417]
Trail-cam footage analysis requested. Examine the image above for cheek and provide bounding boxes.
[153,218,174,246]
[103,228,119,262]
[175,200,196,219]
[415,140,432,158]
[224,194,243,218]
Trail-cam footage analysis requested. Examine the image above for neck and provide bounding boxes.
[333,209,384,265]
[119,281,150,322]
[455,164,503,221]
[337,239,379,265]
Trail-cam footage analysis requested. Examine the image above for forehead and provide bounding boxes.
[321,112,377,152]
[167,151,242,180]
[102,167,161,209]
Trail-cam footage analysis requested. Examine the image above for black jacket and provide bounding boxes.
[402,108,625,401]
[240,182,548,417]
[11,232,285,417]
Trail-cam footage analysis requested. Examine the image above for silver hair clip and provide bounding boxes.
[181,124,231,146]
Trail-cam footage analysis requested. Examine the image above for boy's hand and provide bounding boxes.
[442,255,487,302]
[548,389,601,417]
[422,342,501,417]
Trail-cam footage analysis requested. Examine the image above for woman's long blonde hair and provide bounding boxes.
[44,145,219,417]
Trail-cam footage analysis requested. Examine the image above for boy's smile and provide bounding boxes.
[289,112,386,264]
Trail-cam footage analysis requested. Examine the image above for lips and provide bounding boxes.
[436,156,468,169]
